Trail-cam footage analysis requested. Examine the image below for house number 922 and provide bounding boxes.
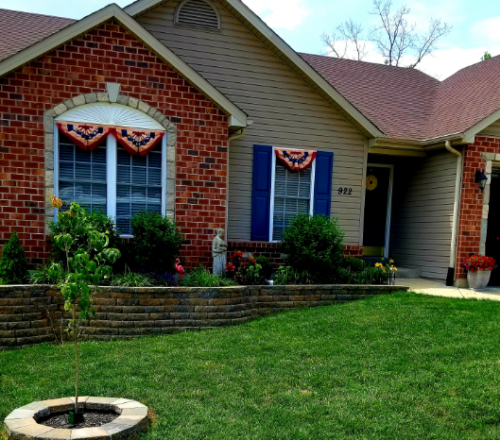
[338,187,353,195]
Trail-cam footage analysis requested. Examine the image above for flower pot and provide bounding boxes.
[467,270,492,290]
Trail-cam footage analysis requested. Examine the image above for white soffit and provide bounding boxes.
[55,102,165,130]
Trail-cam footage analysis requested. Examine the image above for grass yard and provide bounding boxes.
[2,291,500,439]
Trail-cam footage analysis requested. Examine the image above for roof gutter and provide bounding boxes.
[445,140,463,286]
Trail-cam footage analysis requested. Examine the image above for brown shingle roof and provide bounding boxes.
[300,53,440,140]
[301,53,500,142]
[427,56,500,139]
[1,6,500,144]
[0,8,74,62]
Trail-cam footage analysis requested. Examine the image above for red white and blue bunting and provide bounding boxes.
[275,148,317,172]
[56,122,165,156]
[56,122,113,151]
[115,128,165,156]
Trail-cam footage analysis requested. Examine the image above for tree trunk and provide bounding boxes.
[73,306,80,415]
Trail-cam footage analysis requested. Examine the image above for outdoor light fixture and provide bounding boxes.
[475,170,488,191]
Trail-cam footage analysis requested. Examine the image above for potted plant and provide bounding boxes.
[463,255,497,290]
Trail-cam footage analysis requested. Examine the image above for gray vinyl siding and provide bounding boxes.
[479,119,500,137]
[137,1,366,244]
[389,151,456,279]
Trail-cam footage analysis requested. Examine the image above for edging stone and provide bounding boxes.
[4,397,148,440]
[0,284,408,348]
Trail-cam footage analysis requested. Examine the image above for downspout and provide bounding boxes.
[445,140,463,286]
[225,128,246,237]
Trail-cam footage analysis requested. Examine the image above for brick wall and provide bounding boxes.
[0,284,404,348]
[0,21,228,267]
[456,137,500,279]
[227,241,364,266]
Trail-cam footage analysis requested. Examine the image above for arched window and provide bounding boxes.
[175,0,221,31]
[54,103,167,236]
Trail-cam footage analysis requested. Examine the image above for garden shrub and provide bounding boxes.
[256,256,274,280]
[49,210,122,267]
[131,212,184,274]
[0,231,28,284]
[274,266,314,285]
[278,213,345,284]
[342,257,366,272]
[226,251,264,285]
[29,262,66,285]
[182,266,237,287]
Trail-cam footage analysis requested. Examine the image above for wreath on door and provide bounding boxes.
[366,174,378,191]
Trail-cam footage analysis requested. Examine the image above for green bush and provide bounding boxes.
[182,266,237,287]
[256,256,274,280]
[0,231,28,284]
[342,257,366,272]
[274,266,314,285]
[49,210,122,266]
[278,213,345,284]
[29,262,66,285]
[131,213,184,274]
[110,270,154,287]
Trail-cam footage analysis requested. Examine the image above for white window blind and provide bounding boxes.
[272,163,312,240]
[116,145,162,235]
[58,135,107,214]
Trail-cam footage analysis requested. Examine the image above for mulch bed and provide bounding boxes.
[39,410,118,429]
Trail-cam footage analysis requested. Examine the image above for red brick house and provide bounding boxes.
[1,0,500,287]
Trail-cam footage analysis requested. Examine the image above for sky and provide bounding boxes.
[0,0,499,80]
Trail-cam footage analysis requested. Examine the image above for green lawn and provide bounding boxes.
[2,292,500,439]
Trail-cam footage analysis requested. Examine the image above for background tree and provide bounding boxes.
[322,0,452,68]
[321,19,367,61]
[482,51,492,61]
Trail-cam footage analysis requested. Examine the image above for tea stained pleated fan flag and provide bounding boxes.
[275,148,317,172]
[56,122,164,156]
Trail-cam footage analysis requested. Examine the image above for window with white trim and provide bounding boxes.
[54,103,167,237]
[271,151,315,241]
[116,144,163,235]
[58,135,108,214]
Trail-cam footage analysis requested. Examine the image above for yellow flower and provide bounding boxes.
[50,195,63,209]
[390,259,394,264]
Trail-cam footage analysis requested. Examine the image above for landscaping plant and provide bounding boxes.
[255,255,274,280]
[463,254,497,272]
[50,197,120,423]
[226,251,264,285]
[49,209,123,268]
[182,266,237,287]
[131,212,184,274]
[0,231,28,285]
[29,262,66,285]
[278,213,345,284]
[274,266,314,285]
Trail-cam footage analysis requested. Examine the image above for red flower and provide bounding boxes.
[463,255,497,273]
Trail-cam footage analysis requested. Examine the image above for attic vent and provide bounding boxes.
[176,0,221,30]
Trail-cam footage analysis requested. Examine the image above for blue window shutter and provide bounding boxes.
[251,145,273,241]
[314,151,334,218]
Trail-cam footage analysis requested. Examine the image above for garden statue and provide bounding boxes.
[212,228,227,275]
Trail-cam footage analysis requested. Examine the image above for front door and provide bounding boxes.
[363,165,392,258]
[486,169,500,285]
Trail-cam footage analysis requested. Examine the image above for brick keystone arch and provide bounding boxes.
[43,93,177,233]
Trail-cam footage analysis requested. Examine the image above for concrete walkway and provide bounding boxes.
[402,278,500,302]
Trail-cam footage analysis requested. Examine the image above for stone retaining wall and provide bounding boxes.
[0,284,407,348]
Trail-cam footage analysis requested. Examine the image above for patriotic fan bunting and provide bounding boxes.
[56,122,165,156]
[115,128,165,156]
[275,148,317,172]
[56,122,113,151]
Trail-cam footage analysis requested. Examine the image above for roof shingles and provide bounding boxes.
[1,7,500,143]
[0,8,74,62]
